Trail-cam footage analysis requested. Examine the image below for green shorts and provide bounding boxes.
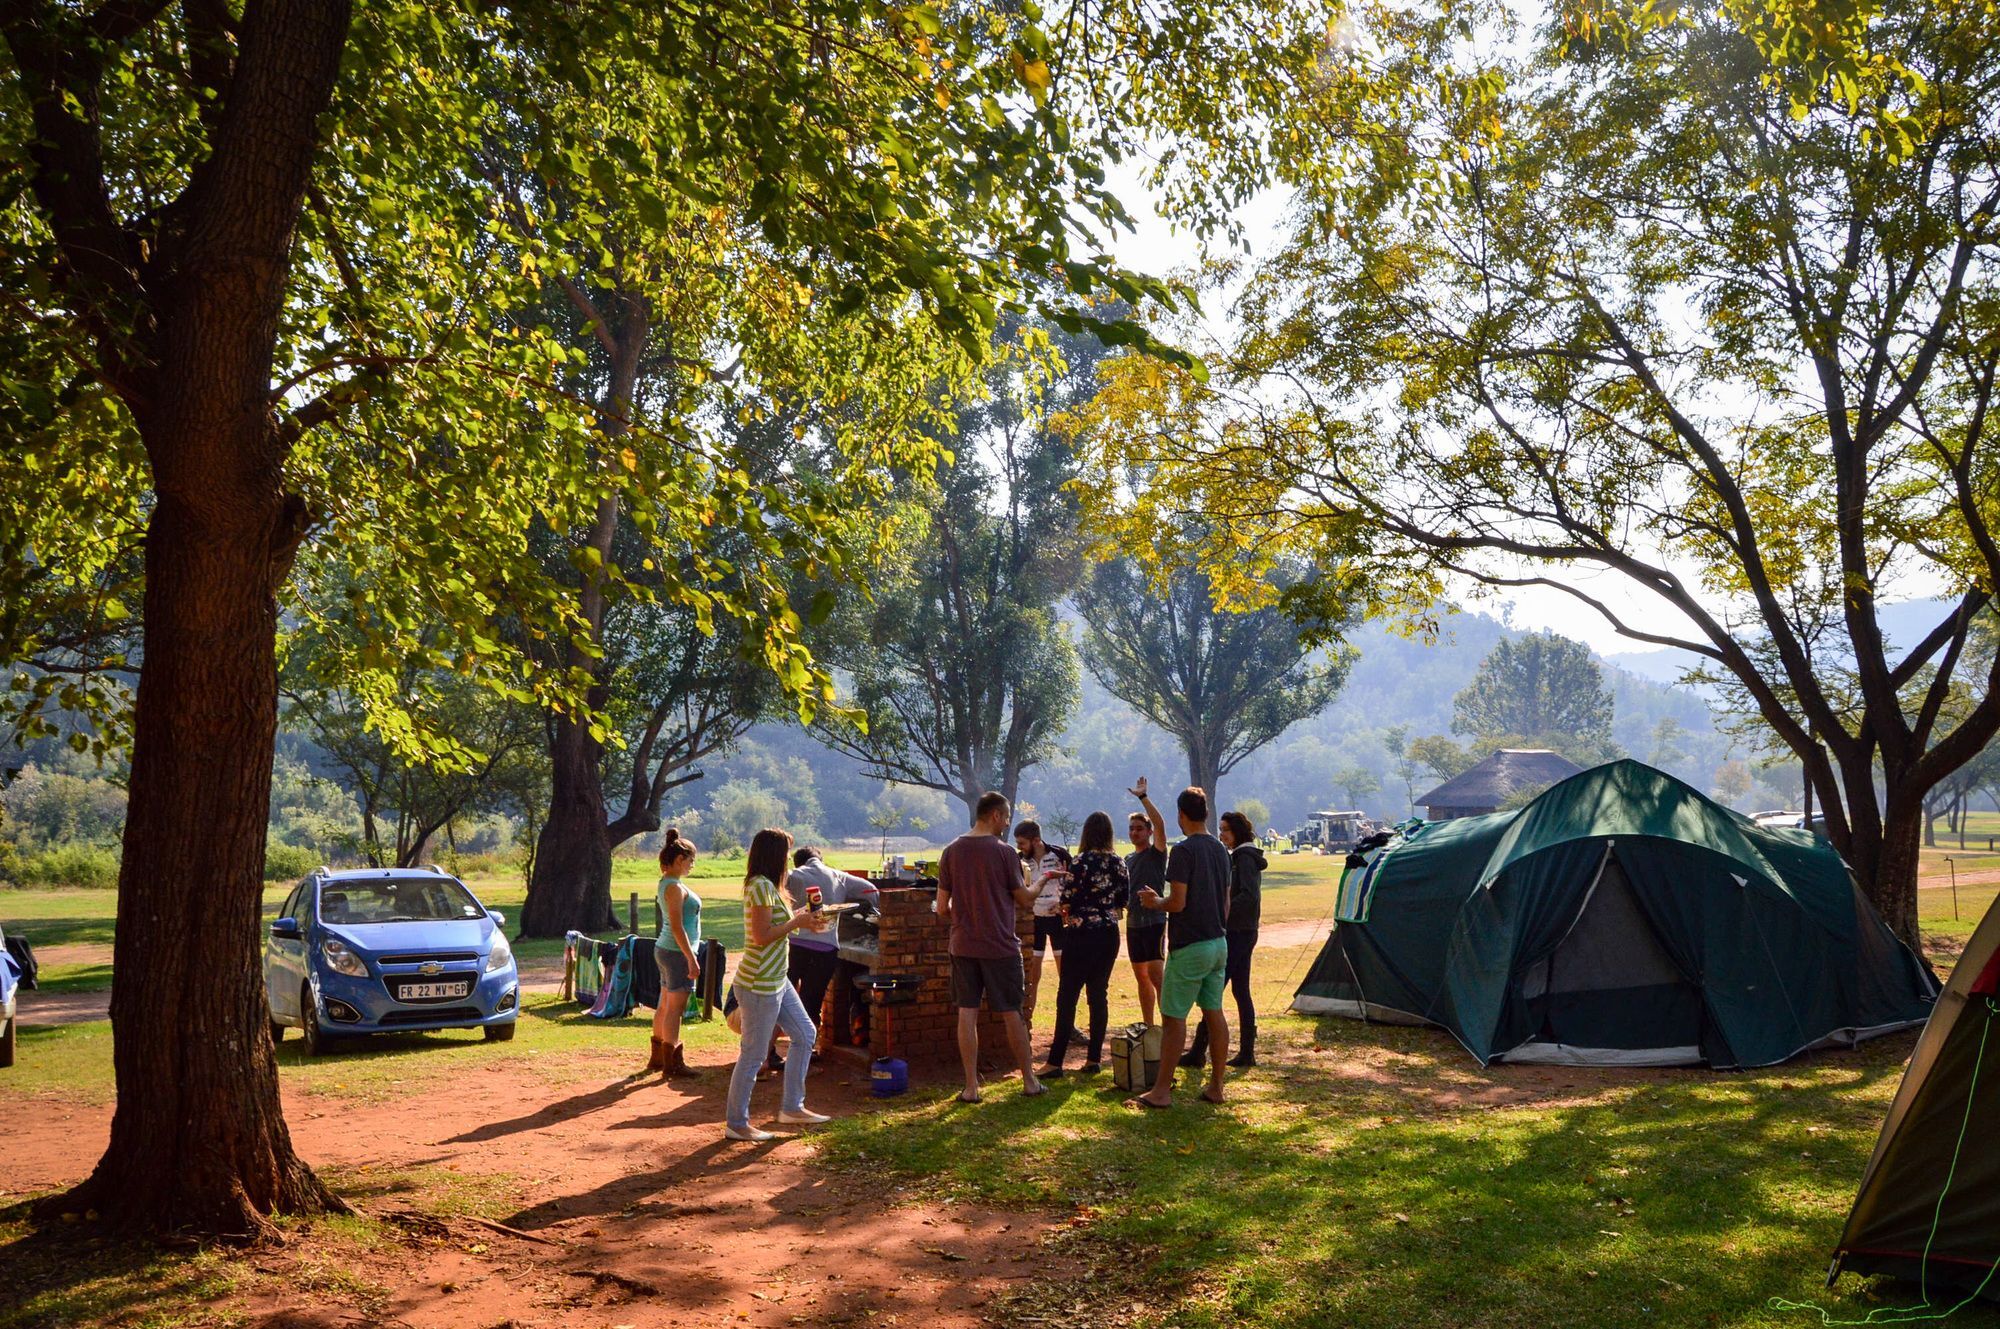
[1160,936,1229,1020]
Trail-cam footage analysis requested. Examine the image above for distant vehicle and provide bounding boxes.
[1752,810,1833,836]
[1293,810,1372,855]
[265,866,519,1055]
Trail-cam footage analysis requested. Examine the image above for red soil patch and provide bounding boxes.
[3,1050,1078,1328]
[11,987,112,1027]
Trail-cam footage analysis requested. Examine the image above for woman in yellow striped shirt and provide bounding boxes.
[724,827,833,1142]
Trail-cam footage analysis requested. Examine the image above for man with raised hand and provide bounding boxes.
[1130,786,1231,1108]
[937,791,1046,1103]
[1124,776,1169,1026]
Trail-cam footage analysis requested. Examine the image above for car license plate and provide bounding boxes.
[400,981,470,1000]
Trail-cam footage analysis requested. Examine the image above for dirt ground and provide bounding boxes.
[3,1049,1085,1329]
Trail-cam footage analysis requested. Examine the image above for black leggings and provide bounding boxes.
[1046,925,1120,1064]
[1225,929,1257,1028]
[1188,930,1257,1057]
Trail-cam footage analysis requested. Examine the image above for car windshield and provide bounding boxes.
[317,879,484,925]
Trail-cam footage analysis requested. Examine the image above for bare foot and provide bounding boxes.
[1128,1093,1172,1110]
[1022,1078,1047,1097]
[1201,1086,1227,1104]
[955,1091,982,1104]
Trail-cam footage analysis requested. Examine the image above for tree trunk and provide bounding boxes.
[1186,746,1221,831]
[36,0,354,1239]
[519,712,617,937]
[52,490,342,1237]
[1843,791,1924,952]
[517,325,641,938]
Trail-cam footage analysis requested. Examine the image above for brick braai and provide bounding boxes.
[864,885,1034,1068]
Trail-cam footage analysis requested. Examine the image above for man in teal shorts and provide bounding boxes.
[1130,786,1232,1107]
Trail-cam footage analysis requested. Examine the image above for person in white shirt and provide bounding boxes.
[1013,819,1069,1023]
[785,846,878,1048]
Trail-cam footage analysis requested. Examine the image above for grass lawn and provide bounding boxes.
[810,1018,1994,1328]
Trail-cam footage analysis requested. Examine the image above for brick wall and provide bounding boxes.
[867,885,1033,1069]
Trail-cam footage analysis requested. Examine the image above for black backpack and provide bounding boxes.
[4,932,37,991]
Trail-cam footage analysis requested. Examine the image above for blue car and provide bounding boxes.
[265,866,519,1055]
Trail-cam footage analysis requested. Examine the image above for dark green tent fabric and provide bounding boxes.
[1294,760,1936,1068]
[1833,897,2000,1302]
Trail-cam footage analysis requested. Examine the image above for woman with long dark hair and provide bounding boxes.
[649,828,700,1078]
[1038,810,1127,1077]
[724,827,832,1142]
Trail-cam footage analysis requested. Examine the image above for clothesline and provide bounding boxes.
[562,930,724,1021]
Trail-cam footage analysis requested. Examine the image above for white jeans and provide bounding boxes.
[726,982,814,1130]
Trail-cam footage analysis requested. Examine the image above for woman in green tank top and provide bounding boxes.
[650,828,701,1077]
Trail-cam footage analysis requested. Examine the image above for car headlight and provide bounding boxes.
[485,933,513,973]
[321,938,368,978]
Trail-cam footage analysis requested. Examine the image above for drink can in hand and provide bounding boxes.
[807,884,823,913]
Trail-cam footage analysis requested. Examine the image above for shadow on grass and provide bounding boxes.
[272,1028,500,1066]
[0,1201,241,1329]
[809,1017,1976,1329]
[28,964,113,995]
[0,914,117,951]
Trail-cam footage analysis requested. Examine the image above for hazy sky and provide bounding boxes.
[1096,160,1680,658]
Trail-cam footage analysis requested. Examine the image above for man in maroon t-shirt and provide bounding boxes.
[937,791,1045,1103]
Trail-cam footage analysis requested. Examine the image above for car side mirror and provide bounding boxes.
[270,917,302,941]
[487,910,506,928]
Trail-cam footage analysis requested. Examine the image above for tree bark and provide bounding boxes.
[519,712,617,937]
[1839,782,1925,951]
[1186,743,1220,832]
[31,0,356,1237]
[518,319,642,938]
[57,488,342,1236]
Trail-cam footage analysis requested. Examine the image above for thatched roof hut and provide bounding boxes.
[1417,748,1584,819]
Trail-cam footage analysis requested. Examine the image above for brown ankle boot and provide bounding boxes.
[647,1037,668,1074]
[667,1043,697,1077]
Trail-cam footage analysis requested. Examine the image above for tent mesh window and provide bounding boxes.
[1519,854,1703,1057]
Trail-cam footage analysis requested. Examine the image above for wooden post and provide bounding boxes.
[628,892,639,935]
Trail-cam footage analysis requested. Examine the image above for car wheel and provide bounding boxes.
[482,1021,517,1042]
[0,1015,14,1069]
[269,1017,286,1046]
[300,985,339,1057]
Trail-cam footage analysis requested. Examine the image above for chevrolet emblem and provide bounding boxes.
[419,961,443,976]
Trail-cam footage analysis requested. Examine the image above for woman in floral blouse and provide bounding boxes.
[1039,811,1129,1076]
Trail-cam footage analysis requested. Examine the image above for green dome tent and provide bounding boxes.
[1293,760,1936,1068]
[1829,894,2000,1304]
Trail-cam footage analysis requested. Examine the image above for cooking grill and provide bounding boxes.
[852,971,926,1062]
[836,899,883,965]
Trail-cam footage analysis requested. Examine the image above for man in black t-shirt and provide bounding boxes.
[1129,786,1232,1108]
[1124,777,1168,1024]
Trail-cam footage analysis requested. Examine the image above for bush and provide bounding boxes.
[19,843,121,888]
[263,840,320,881]
[449,851,515,879]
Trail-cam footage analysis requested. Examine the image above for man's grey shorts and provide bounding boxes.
[951,953,1025,1013]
